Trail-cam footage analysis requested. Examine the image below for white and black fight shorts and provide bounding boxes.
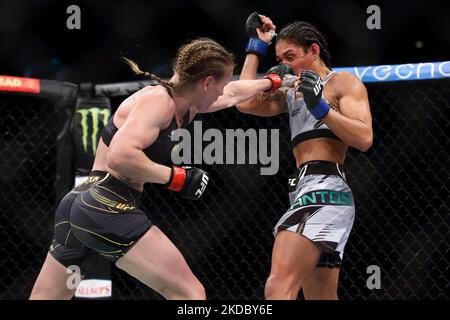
[274,160,355,268]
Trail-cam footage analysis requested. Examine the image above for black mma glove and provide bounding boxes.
[298,70,330,120]
[245,12,271,58]
[165,166,210,200]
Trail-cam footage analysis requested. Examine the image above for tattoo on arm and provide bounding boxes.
[259,91,284,102]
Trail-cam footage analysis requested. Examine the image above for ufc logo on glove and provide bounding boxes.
[313,79,323,96]
[195,174,210,198]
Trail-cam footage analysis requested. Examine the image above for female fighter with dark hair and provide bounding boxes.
[237,15,373,300]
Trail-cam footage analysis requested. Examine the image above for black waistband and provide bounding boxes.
[73,170,109,192]
[95,173,142,205]
[297,160,346,179]
[89,170,109,178]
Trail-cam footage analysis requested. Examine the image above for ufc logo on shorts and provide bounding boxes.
[313,79,322,96]
[195,174,209,198]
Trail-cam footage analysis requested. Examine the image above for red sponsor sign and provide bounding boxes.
[75,279,112,298]
[0,75,41,93]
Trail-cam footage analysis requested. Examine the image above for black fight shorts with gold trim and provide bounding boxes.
[49,171,151,273]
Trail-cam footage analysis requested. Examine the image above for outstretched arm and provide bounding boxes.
[203,78,272,113]
[235,58,289,117]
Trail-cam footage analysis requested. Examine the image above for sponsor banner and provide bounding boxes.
[0,75,40,93]
[334,61,450,83]
[73,97,111,173]
[75,279,112,298]
[76,106,111,155]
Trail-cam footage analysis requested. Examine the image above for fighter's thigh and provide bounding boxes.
[30,253,83,300]
[115,226,202,297]
[302,267,340,300]
[270,230,322,284]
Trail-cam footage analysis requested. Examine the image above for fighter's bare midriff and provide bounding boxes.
[293,138,348,168]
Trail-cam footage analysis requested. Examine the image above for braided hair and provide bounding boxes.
[124,37,235,93]
[172,37,235,92]
[277,21,332,68]
[122,57,171,86]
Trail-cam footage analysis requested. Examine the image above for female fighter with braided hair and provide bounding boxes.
[237,15,373,300]
[30,37,287,300]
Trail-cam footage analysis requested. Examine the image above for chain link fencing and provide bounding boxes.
[0,95,57,298]
[0,79,448,299]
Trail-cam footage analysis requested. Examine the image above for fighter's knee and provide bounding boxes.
[264,273,299,300]
[183,279,206,300]
[264,274,277,299]
[29,285,44,300]
[304,288,338,300]
[30,282,73,300]
[30,280,50,300]
[163,278,206,300]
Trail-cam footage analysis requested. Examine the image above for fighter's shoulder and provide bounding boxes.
[131,85,175,123]
[330,71,366,95]
[139,85,173,103]
[332,71,363,84]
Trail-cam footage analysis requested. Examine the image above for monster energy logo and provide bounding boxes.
[77,107,111,154]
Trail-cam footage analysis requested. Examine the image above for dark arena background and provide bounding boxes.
[0,0,448,301]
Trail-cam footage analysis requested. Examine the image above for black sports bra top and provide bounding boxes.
[100,84,190,165]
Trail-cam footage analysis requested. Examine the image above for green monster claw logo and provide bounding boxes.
[77,107,111,154]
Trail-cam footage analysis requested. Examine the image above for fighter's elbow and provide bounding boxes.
[226,96,241,109]
[106,151,121,172]
[235,103,244,112]
[236,102,253,114]
[357,133,373,152]
[106,147,131,173]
